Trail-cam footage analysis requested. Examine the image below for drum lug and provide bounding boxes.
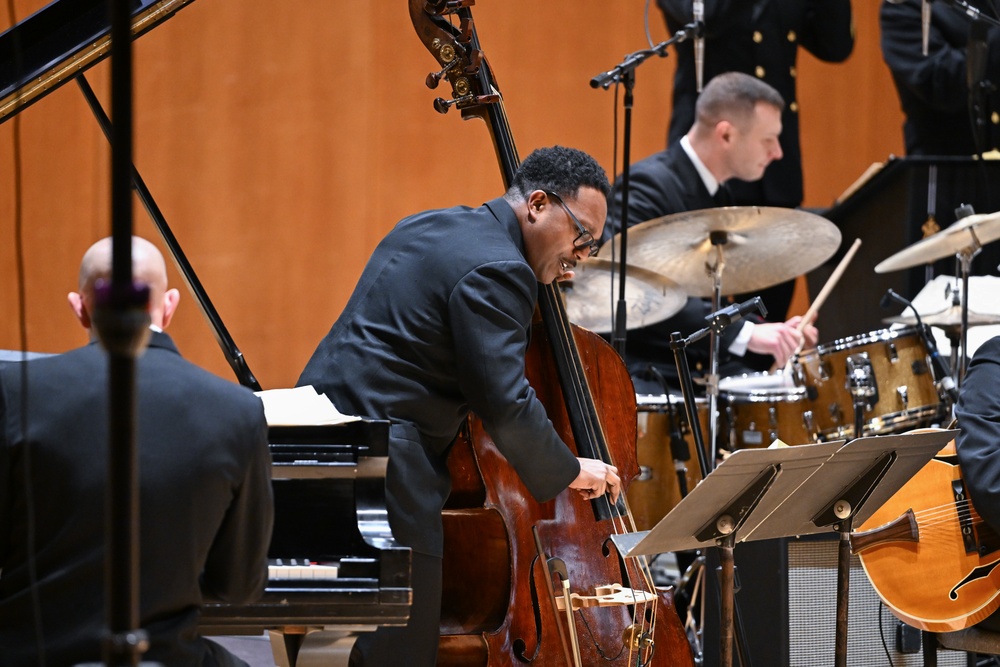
[896,386,909,411]
[637,465,654,482]
[768,406,780,444]
[802,410,816,441]
[887,341,899,363]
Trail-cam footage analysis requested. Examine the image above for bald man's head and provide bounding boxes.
[69,236,180,334]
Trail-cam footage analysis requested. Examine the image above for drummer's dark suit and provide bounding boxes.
[0,332,273,667]
[658,0,853,321]
[298,197,581,666]
[881,0,1000,156]
[603,144,759,393]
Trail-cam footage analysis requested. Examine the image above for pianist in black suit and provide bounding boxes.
[0,236,274,667]
[602,72,818,394]
[298,146,623,667]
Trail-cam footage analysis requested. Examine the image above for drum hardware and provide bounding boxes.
[876,205,1000,383]
[794,326,950,440]
[845,353,877,439]
[802,410,816,437]
[882,288,961,407]
[718,371,816,448]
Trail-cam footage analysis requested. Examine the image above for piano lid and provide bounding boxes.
[0,0,197,124]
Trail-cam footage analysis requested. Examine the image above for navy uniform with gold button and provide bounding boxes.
[658,0,854,208]
[881,0,1000,156]
[657,0,853,321]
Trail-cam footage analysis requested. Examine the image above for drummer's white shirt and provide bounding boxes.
[679,135,754,357]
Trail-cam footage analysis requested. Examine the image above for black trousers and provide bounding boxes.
[349,551,442,667]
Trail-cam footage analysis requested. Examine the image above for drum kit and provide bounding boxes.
[561,205,1000,528]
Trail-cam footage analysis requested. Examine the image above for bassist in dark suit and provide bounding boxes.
[299,146,623,667]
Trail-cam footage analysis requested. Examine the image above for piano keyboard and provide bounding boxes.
[268,559,339,581]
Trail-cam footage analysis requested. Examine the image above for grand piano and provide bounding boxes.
[0,2,412,665]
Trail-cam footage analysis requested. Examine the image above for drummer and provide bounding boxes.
[602,72,818,394]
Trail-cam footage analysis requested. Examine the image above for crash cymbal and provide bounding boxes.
[875,210,1000,273]
[560,258,687,334]
[606,206,842,298]
[883,305,1000,331]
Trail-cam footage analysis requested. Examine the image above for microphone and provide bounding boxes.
[881,288,959,403]
[704,297,767,333]
[693,0,705,92]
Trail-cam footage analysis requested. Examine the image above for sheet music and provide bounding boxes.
[254,385,362,426]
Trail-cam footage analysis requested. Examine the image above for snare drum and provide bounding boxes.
[793,326,947,439]
[628,394,710,531]
[719,372,817,449]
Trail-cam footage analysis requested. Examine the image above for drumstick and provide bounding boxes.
[797,237,862,331]
[776,238,862,374]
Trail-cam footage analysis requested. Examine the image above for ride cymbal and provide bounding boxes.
[560,258,687,334]
[875,210,1000,273]
[605,206,842,297]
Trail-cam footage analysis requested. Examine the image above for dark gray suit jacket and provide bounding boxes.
[0,332,273,667]
[298,198,580,557]
[956,335,1000,531]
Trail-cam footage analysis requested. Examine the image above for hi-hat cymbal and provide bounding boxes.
[560,258,686,334]
[606,206,842,297]
[875,210,1000,273]
[883,305,1000,332]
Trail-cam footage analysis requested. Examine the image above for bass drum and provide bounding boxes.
[628,394,710,532]
[720,371,817,449]
[793,326,949,440]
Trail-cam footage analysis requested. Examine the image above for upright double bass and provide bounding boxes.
[409,3,696,665]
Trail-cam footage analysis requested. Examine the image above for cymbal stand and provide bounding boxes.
[954,229,982,386]
[705,232,729,466]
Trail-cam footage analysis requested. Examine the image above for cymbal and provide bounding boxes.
[560,258,687,334]
[883,305,1000,332]
[606,206,842,297]
[875,210,1000,273]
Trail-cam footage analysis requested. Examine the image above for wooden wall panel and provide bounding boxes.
[0,1,905,389]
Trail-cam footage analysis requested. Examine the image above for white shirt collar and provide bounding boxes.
[680,134,720,196]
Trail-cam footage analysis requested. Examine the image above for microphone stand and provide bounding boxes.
[589,22,702,357]
[669,298,765,667]
[97,2,151,665]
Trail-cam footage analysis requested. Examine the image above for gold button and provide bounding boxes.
[790,66,797,78]
[790,101,799,113]
[755,66,765,78]
[787,30,797,42]
[993,112,999,124]
[753,31,763,43]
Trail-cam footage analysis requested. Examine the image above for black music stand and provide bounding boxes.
[613,430,955,667]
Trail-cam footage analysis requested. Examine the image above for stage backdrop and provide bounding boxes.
[0,1,902,388]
